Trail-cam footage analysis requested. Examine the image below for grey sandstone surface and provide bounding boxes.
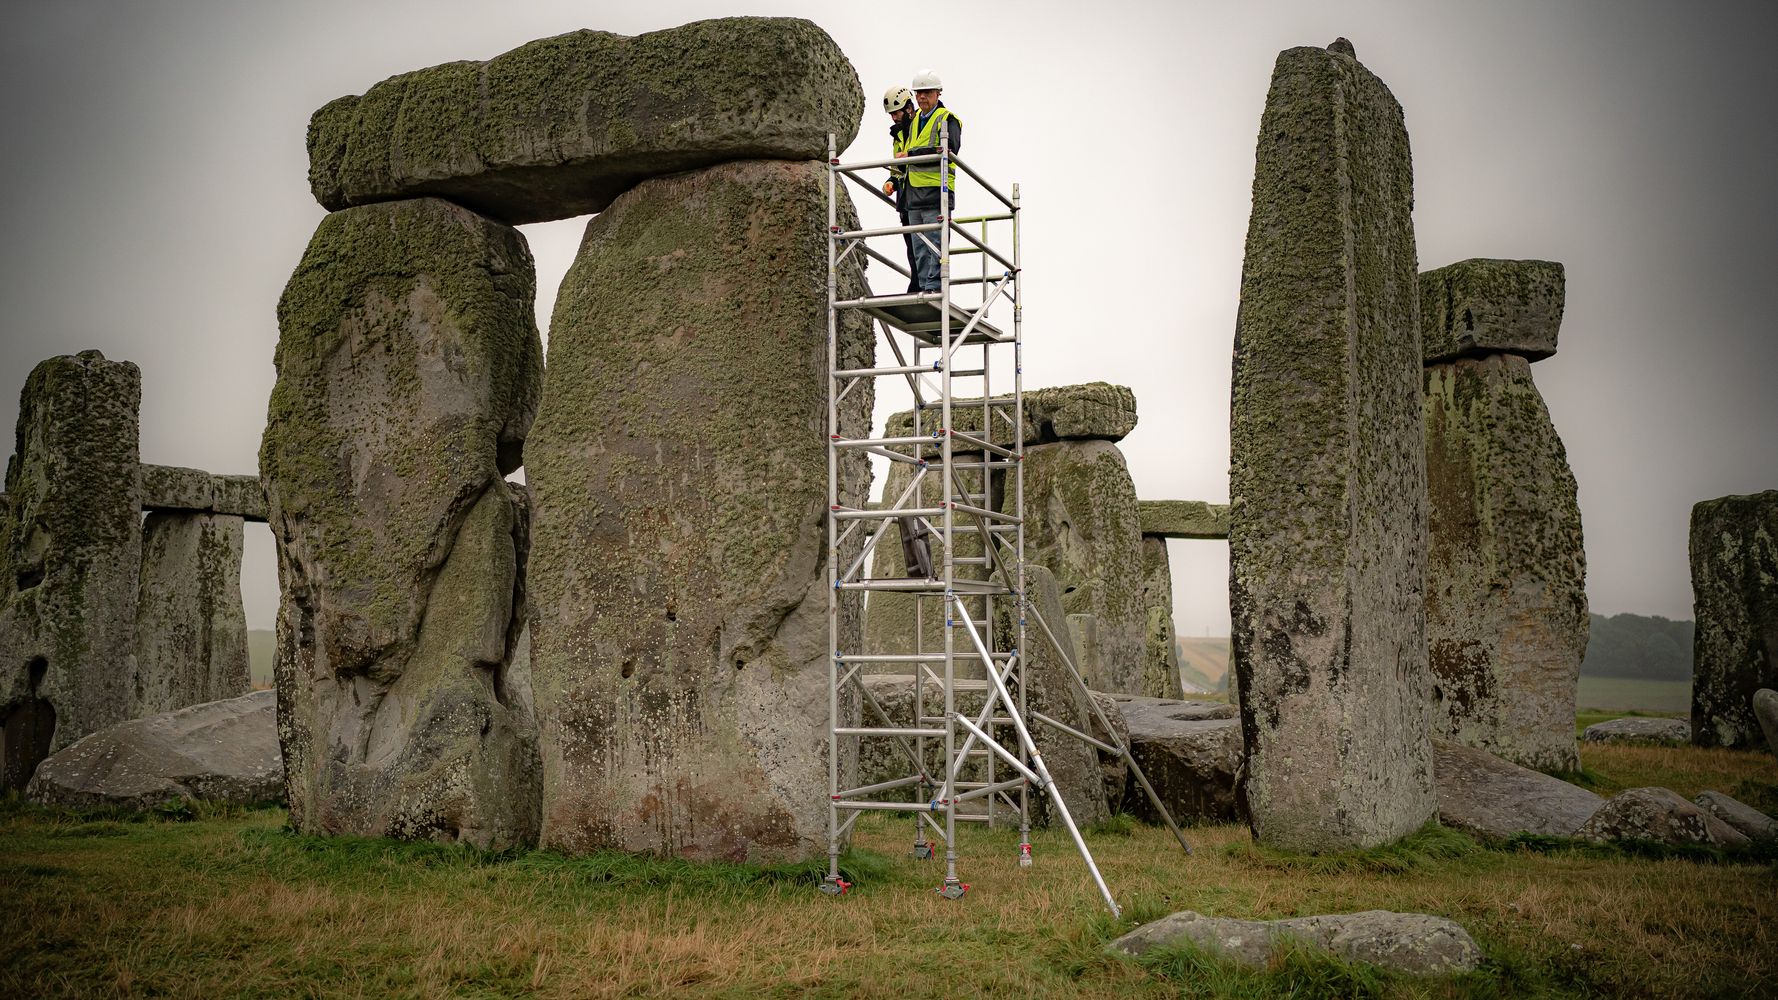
[1578,786,1750,847]
[308,17,863,225]
[1228,44,1434,850]
[1138,500,1230,540]
[1580,716,1689,744]
[1756,688,1778,756]
[527,160,870,862]
[1022,439,1148,694]
[1111,695,1241,824]
[139,464,267,521]
[0,351,142,791]
[1139,536,1183,698]
[134,512,251,717]
[1424,353,1587,772]
[1419,259,1566,363]
[1430,739,1602,839]
[25,690,280,810]
[881,382,1138,445]
[1109,909,1483,976]
[262,196,543,849]
[1689,491,1778,749]
[1693,790,1778,841]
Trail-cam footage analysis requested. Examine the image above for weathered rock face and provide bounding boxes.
[262,197,543,849]
[1112,696,1241,824]
[25,690,280,811]
[134,512,250,716]
[1420,259,1565,363]
[0,351,142,791]
[1580,716,1689,744]
[1690,492,1778,749]
[1139,536,1183,699]
[308,17,863,225]
[1023,439,1147,694]
[139,464,267,521]
[859,452,989,667]
[1756,688,1778,757]
[1693,790,1778,842]
[1578,786,1750,848]
[527,160,871,862]
[1430,739,1602,840]
[1109,909,1484,976]
[1138,500,1230,540]
[1227,43,1434,850]
[881,382,1139,445]
[1424,353,1587,772]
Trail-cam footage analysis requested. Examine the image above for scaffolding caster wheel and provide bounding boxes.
[818,877,851,897]
[1018,843,1033,868]
[936,880,969,900]
[911,841,935,860]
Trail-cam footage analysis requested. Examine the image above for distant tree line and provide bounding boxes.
[1581,613,1693,681]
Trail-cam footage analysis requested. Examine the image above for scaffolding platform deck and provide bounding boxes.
[843,294,1007,345]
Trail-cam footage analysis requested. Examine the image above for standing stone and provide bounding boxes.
[0,351,142,790]
[527,160,872,862]
[262,197,542,849]
[1690,492,1778,749]
[1022,439,1148,694]
[1228,42,1434,851]
[308,17,863,225]
[1756,689,1778,757]
[1424,353,1587,771]
[1140,536,1184,699]
[134,512,251,716]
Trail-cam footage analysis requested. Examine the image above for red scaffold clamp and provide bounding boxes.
[936,880,969,900]
[1018,843,1033,868]
[819,876,852,896]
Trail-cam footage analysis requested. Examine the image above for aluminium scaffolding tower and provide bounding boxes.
[820,129,1189,915]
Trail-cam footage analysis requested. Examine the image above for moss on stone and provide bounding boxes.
[307,17,864,225]
[1419,259,1565,364]
[1689,490,1778,750]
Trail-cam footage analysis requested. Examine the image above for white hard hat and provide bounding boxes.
[882,86,913,113]
[912,69,942,91]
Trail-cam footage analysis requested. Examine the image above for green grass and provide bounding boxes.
[3,743,1775,998]
[1576,676,1690,714]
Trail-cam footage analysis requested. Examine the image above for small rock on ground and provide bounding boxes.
[1693,790,1778,842]
[1578,787,1750,848]
[1109,909,1483,976]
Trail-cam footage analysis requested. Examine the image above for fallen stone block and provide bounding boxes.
[139,464,267,521]
[1419,258,1565,363]
[1108,909,1483,976]
[1138,500,1229,540]
[1580,716,1689,744]
[1112,696,1241,824]
[1692,790,1778,842]
[1578,787,1750,848]
[25,690,280,810]
[1431,739,1602,839]
[1228,41,1434,850]
[1690,492,1778,750]
[308,17,863,225]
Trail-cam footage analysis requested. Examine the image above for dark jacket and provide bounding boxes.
[889,117,911,216]
[904,102,962,210]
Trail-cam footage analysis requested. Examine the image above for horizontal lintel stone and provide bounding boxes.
[139,465,266,522]
[884,382,1137,444]
[1420,258,1565,364]
[1138,500,1229,539]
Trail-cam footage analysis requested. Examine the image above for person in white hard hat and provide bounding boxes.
[881,86,920,293]
[896,69,962,294]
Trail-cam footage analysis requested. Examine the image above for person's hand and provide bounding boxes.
[882,180,895,195]
[894,151,907,158]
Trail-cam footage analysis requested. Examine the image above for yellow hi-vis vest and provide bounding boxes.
[907,108,959,190]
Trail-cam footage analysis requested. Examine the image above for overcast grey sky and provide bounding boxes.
[2,0,1774,635]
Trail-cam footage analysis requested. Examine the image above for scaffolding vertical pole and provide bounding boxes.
[822,133,844,894]
[937,119,963,899]
[1011,181,1032,865]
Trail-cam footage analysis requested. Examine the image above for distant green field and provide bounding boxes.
[248,629,274,689]
[1576,675,1690,715]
